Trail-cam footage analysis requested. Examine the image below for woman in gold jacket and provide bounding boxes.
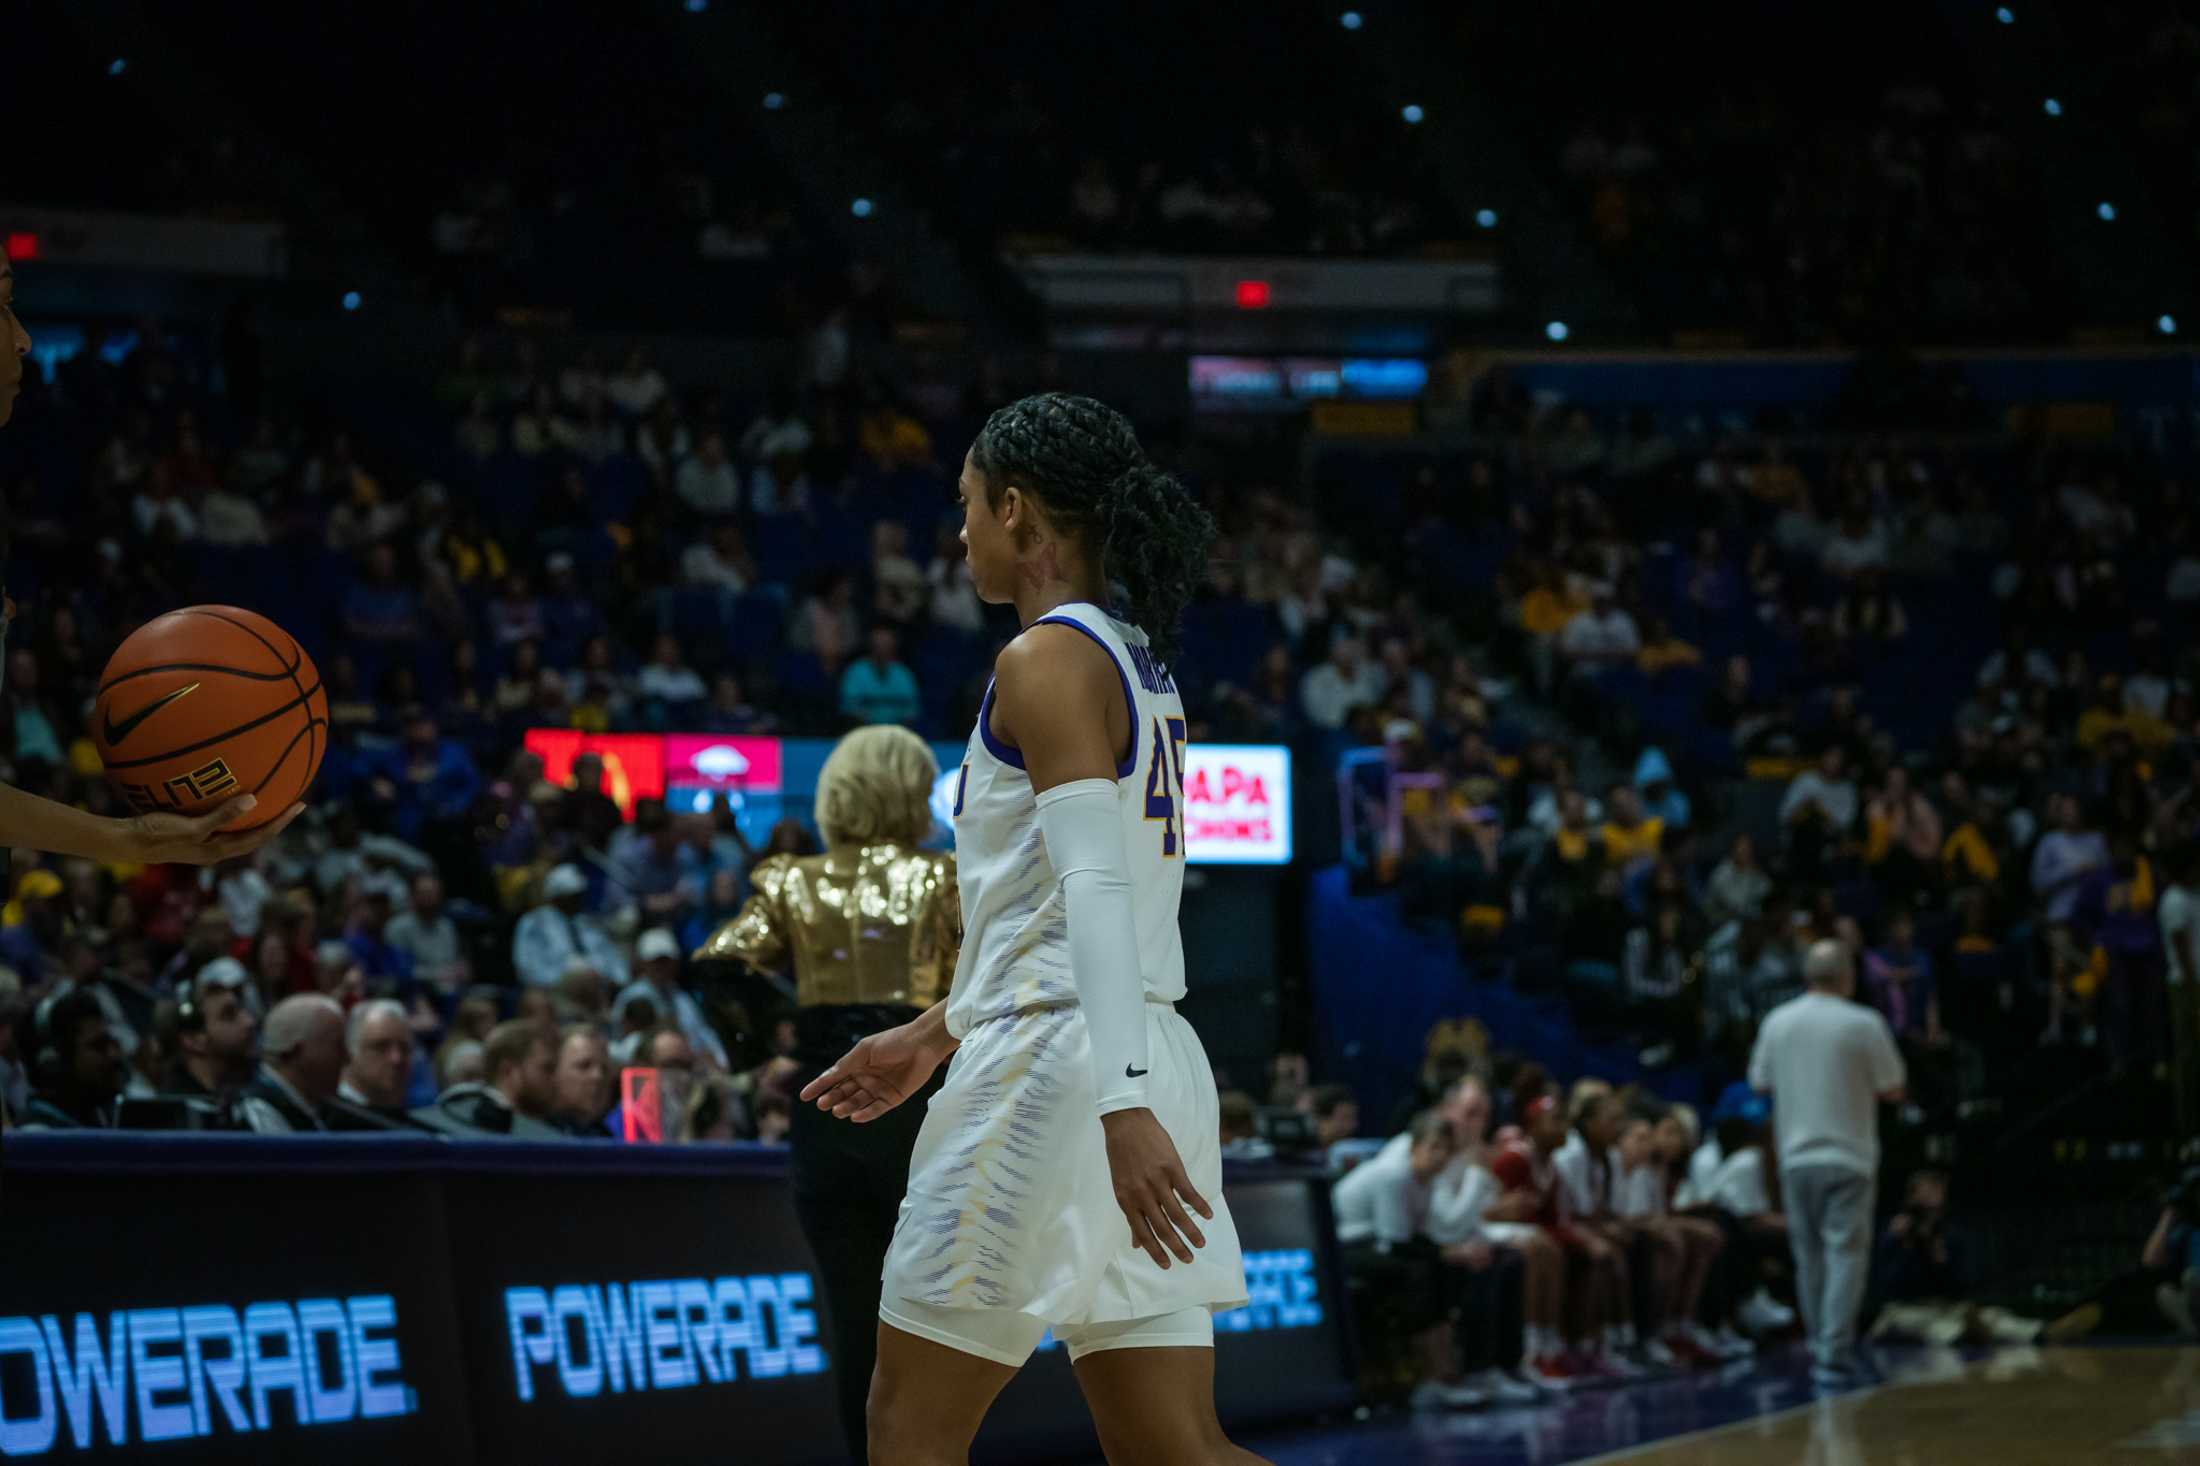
[695,725,958,1463]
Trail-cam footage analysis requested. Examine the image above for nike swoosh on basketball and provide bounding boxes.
[1125,1064,1149,1078]
[102,683,200,746]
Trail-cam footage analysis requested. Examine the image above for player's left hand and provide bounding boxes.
[1101,1107,1212,1269]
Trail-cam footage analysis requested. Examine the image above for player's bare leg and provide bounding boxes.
[1074,1346,1273,1466]
[867,1322,1017,1466]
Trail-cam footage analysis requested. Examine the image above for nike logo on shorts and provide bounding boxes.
[1125,1064,1149,1078]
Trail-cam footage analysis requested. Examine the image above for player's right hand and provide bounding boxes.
[125,793,305,866]
[799,1020,948,1123]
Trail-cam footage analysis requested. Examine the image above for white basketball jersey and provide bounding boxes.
[943,601,1189,1039]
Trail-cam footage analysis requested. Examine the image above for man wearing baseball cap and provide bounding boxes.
[511,863,629,990]
[614,927,728,1072]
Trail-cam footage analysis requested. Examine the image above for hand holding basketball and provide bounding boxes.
[123,791,306,866]
[92,605,327,832]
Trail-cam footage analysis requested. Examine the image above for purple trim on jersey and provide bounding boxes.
[977,680,1025,770]
[1033,614,1139,779]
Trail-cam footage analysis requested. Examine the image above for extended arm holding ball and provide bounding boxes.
[0,784,302,865]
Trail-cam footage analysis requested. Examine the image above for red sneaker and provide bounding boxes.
[1663,1331,1715,1368]
[1529,1354,1579,1392]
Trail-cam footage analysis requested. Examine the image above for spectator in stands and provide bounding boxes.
[21,989,126,1128]
[927,521,985,633]
[386,873,467,995]
[1307,1083,1360,1155]
[682,521,757,596]
[2033,793,2110,925]
[1782,744,1859,880]
[2160,844,2200,1137]
[1864,766,1941,902]
[793,571,861,676]
[870,521,927,627]
[438,1038,487,1092]
[561,753,624,846]
[1218,1090,1275,1160]
[1599,784,1664,872]
[1705,834,1771,926]
[607,346,669,419]
[336,998,414,1119]
[1750,939,1906,1386]
[551,1024,612,1137]
[1557,592,1641,671]
[616,804,703,929]
[340,542,425,647]
[1831,569,1909,648]
[512,864,628,989]
[456,1019,561,1133]
[614,928,729,1072]
[1632,747,1691,833]
[839,624,922,727]
[1331,1111,1489,1410]
[1866,912,1945,1050]
[162,959,258,1100]
[1300,634,1386,731]
[700,672,775,735]
[1635,618,1702,678]
[540,553,608,667]
[239,993,346,1134]
[1625,902,1696,1067]
[637,634,709,721]
[675,428,741,518]
[755,1092,792,1144]
[1821,504,1890,580]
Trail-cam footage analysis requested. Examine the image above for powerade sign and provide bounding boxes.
[0,1296,410,1457]
[1036,1249,1323,1352]
[504,1275,825,1404]
[1213,1249,1324,1334]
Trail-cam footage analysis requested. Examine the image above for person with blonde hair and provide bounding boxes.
[696,722,959,1463]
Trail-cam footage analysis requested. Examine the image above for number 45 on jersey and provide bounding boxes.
[1143,716,1189,857]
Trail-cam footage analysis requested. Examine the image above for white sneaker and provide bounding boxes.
[1697,1322,1753,1359]
[1475,1367,1543,1404]
[1641,1337,1681,1369]
[1410,1378,1488,1411]
[1738,1288,1795,1334]
[1597,1350,1649,1380]
[1713,1324,1758,1357]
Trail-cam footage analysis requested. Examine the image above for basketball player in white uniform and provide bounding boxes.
[800,393,1270,1464]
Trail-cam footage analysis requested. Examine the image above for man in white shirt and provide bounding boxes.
[1556,595,1642,668]
[1331,1113,1487,1410]
[612,928,729,1072]
[1749,939,1906,1384]
[511,865,629,990]
[1298,635,1387,731]
[2159,844,2200,1137]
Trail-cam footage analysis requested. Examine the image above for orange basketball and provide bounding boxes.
[91,606,328,833]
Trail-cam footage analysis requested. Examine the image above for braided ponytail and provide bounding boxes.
[971,392,1216,669]
[1099,461,1215,669]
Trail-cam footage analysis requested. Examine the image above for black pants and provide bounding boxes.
[1454,1249,1525,1372]
[788,1009,941,1466]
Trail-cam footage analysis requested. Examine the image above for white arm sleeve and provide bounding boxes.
[1035,778,1151,1117]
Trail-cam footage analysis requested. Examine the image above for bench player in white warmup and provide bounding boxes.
[800,393,1269,1465]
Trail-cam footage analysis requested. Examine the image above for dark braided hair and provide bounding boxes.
[969,392,1215,668]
